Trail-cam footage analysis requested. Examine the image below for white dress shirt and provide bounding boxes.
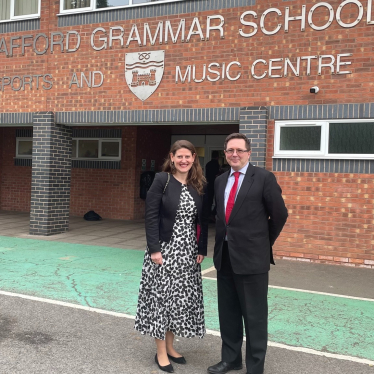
[224,162,249,213]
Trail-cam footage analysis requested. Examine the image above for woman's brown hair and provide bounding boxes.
[162,140,206,195]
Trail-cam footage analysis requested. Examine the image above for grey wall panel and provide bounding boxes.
[269,103,374,120]
[15,129,33,137]
[14,158,32,167]
[72,160,121,169]
[72,129,122,138]
[55,108,240,125]
[273,159,373,174]
[0,19,40,34]
[0,113,33,125]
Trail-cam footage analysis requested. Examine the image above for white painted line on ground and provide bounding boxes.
[204,329,374,366]
[203,327,374,366]
[201,266,215,275]
[0,290,135,320]
[202,277,374,302]
[267,341,374,366]
[1,289,373,366]
[269,285,374,302]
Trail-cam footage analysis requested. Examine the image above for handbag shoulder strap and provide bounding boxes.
[163,172,170,194]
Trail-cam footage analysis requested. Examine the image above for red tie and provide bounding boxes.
[225,171,240,223]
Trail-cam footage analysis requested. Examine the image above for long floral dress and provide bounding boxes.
[134,184,205,340]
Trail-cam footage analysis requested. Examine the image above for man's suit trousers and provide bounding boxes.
[217,242,268,374]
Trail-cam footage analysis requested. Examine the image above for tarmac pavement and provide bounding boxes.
[0,212,374,373]
[1,293,374,374]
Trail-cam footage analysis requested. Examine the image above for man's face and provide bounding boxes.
[225,138,251,171]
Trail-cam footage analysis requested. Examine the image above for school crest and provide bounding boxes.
[125,50,165,101]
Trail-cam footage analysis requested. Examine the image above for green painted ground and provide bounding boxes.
[0,236,373,361]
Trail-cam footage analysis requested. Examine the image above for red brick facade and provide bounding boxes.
[70,127,138,220]
[70,126,169,219]
[1,1,373,110]
[0,126,170,220]
[273,172,374,267]
[0,128,32,212]
[266,120,374,268]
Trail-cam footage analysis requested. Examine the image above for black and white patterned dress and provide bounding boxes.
[134,184,205,340]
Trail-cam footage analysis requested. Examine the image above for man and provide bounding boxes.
[208,133,288,374]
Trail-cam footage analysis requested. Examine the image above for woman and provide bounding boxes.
[134,140,207,373]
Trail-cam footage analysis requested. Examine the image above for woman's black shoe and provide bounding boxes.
[167,353,187,364]
[155,354,174,373]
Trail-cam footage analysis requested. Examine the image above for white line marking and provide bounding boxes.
[201,266,215,275]
[1,290,373,366]
[202,277,374,302]
[269,285,374,302]
[267,341,374,366]
[206,329,374,366]
[0,290,135,320]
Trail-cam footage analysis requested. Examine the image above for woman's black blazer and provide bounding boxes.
[145,172,208,256]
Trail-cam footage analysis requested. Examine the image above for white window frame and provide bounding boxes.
[0,0,41,23]
[59,0,184,15]
[274,119,374,160]
[16,137,33,158]
[73,138,121,161]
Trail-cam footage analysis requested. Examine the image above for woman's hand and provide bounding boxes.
[151,252,163,265]
[196,255,204,264]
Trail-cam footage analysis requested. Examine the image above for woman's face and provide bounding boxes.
[170,148,196,175]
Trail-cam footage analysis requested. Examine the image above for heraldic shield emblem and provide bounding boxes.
[125,50,165,101]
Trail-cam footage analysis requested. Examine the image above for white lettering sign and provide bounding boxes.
[176,62,242,83]
[250,54,352,79]
[69,71,104,89]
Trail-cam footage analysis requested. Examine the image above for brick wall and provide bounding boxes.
[30,112,72,235]
[1,1,374,111]
[240,107,268,168]
[70,127,137,219]
[69,126,170,220]
[273,172,374,269]
[70,168,136,219]
[265,118,374,269]
[0,128,32,212]
[0,126,163,220]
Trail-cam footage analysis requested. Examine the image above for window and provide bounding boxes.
[0,0,40,22]
[16,138,33,158]
[274,120,374,159]
[72,138,121,160]
[16,138,121,160]
[61,0,181,13]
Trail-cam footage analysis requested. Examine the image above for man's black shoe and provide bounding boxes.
[207,361,243,374]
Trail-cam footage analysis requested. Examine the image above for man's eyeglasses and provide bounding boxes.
[225,149,249,155]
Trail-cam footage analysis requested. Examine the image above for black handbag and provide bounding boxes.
[83,210,102,221]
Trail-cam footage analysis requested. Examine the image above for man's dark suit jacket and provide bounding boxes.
[145,171,208,256]
[214,163,288,274]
